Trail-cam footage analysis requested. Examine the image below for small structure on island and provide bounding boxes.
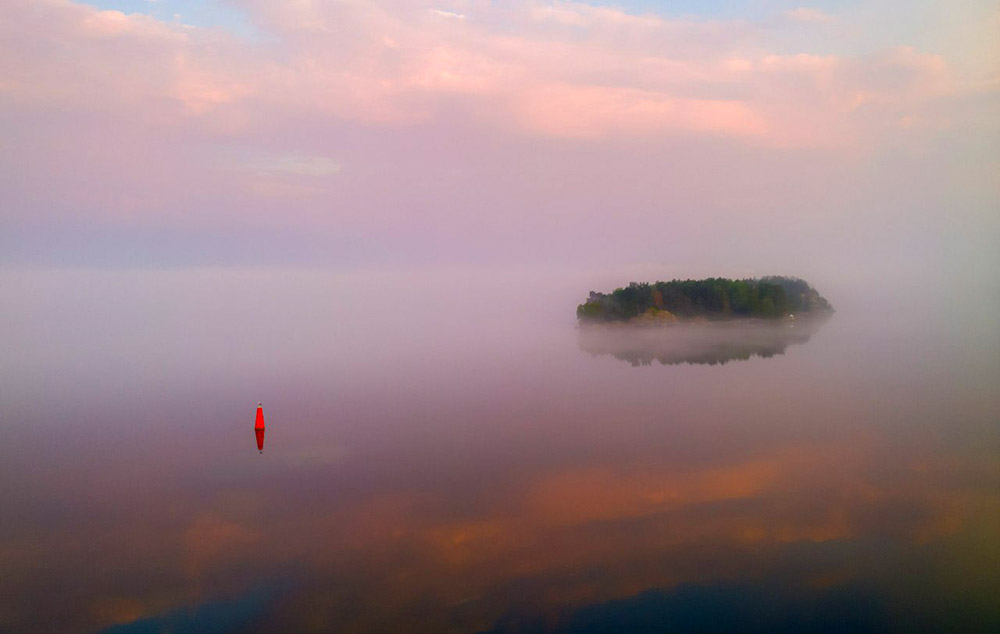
[254,402,266,454]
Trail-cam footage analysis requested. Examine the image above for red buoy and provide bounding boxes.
[255,403,265,453]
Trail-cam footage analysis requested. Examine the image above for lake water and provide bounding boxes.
[2,269,998,633]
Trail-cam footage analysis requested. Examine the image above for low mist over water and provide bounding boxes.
[1,267,997,633]
[577,317,829,366]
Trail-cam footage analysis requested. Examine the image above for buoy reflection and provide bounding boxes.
[254,402,265,453]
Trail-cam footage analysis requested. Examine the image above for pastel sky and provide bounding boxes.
[2,1,997,287]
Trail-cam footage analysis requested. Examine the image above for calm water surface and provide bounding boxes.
[2,270,998,633]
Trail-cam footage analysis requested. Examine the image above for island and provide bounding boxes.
[577,276,833,324]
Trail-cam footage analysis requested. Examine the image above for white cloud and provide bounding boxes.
[428,8,465,20]
[784,7,835,23]
[242,153,343,176]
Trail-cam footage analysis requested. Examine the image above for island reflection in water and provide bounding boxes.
[577,316,829,366]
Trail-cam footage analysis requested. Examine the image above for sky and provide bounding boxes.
[1,0,997,293]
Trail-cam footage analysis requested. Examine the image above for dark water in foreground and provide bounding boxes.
[1,270,998,633]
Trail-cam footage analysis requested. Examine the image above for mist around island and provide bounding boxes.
[578,316,829,367]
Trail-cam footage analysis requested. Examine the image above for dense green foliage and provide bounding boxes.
[577,277,833,323]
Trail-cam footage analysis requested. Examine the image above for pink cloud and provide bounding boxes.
[0,0,971,148]
[513,84,767,138]
[2,0,994,267]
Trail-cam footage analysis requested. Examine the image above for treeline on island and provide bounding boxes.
[577,277,833,323]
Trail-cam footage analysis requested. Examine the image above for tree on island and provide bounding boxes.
[577,277,833,323]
